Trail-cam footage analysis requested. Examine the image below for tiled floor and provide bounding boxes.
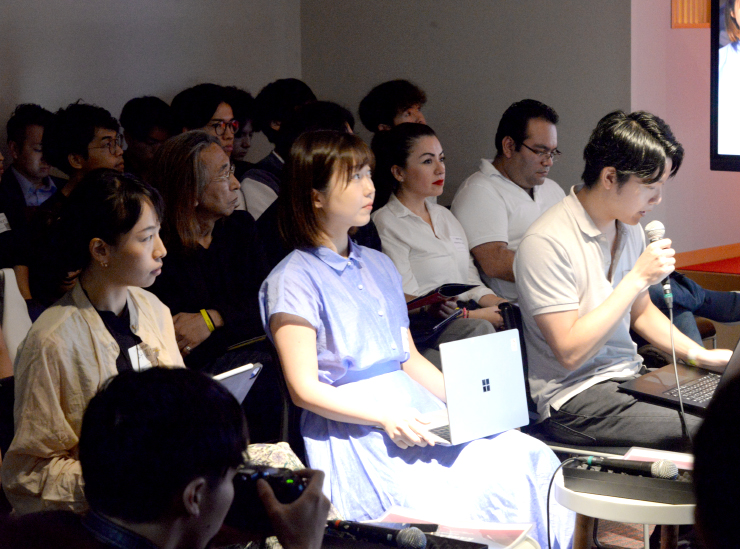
[591,521,655,549]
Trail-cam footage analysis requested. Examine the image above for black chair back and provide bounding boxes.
[499,302,537,414]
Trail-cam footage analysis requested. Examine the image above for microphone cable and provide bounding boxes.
[545,457,578,549]
[667,307,692,446]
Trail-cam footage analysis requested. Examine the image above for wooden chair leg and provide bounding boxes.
[573,513,595,549]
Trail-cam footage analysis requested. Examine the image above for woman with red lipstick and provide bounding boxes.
[371,124,506,348]
[2,169,183,514]
[260,131,574,548]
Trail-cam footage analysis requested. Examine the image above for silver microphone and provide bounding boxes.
[644,220,673,308]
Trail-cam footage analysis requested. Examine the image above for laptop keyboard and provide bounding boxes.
[429,424,451,442]
[664,373,721,403]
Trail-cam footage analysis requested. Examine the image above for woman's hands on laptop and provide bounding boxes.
[380,408,446,448]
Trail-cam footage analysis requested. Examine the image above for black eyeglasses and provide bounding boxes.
[521,142,561,162]
[89,134,123,155]
[209,119,240,136]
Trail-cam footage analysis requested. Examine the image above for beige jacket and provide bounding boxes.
[1,283,184,514]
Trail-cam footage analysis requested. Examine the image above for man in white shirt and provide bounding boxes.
[514,110,731,449]
[451,100,565,302]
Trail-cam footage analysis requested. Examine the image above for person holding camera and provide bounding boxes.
[0,367,331,549]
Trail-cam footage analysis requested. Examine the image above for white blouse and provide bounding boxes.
[372,193,494,303]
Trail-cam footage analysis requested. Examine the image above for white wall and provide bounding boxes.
[301,0,632,204]
[0,0,301,163]
[632,0,740,253]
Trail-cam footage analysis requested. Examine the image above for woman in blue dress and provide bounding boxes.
[259,131,574,549]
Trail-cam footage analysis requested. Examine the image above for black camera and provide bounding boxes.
[224,465,307,532]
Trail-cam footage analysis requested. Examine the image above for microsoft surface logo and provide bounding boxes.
[482,379,490,392]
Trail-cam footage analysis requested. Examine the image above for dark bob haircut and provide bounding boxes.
[171,83,229,133]
[60,169,164,272]
[223,86,256,129]
[359,79,427,133]
[43,101,120,175]
[494,99,559,158]
[275,100,356,159]
[80,367,247,523]
[6,103,54,146]
[253,78,317,143]
[120,96,176,142]
[581,110,684,189]
[371,122,437,211]
[279,130,374,250]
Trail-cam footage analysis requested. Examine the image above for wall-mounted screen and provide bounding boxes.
[712,0,740,170]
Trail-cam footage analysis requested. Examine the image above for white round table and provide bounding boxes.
[553,469,694,549]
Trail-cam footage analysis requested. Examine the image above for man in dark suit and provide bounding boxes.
[0,104,65,243]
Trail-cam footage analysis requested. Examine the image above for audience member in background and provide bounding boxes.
[514,111,731,450]
[224,86,256,180]
[1,104,63,225]
[241,100,354,219]
[254,101,381,270]
[0,148,15,269]
[451,99,565,303]
[25,102,124,310]
[0,368,330,549]
[358,79,427,134]
[372,123,503,367]
[243,78,316,209]
[694,372,740,549]
[119,96,176,182]
[44,102,124,197]
[148,132,278,441]
[149,131,268,372]
[638,272,740,348]
[171,83,238,158]
[0,104,62,286]
[2,170,182,514]
[260,130,574,548]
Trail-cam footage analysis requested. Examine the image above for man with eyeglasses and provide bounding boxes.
[171,83,240,158]
[451,99,565,302]
[120,96,176,183]
[20,101,124,312]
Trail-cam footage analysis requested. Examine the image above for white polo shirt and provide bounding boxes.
[514,186,644,419]
[372,194,494,304]
[451,159,565,301]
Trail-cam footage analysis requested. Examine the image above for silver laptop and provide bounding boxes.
[423,330,530,445]
[214,363,262,404]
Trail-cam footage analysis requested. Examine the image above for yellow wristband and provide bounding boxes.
[200,309,215,332]
[686,347,700,367]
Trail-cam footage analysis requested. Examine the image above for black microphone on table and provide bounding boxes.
[576,456,679,479]
[644,220,673,308]
[326,519,427,549]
